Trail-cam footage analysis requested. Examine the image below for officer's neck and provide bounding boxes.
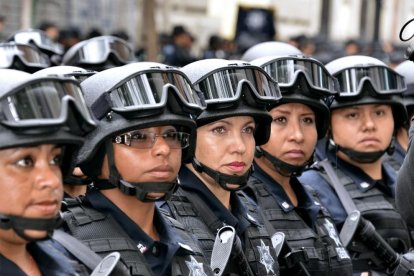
[336,151,383,180]
[100,189,160,240]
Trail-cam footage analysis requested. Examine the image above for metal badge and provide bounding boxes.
[257,239,276,275]
[185,255,207,276]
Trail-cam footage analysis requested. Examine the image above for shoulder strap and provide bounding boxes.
[317,159,357,215]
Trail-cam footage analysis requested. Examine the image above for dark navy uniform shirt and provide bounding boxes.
[86,189,185,276]
[250,163,321,228]
[299,150,397,228]
[0,240,77,276]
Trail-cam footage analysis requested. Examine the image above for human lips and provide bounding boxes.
[147,165,175,179]
[31,200,60,216]
[359,137,380,145]
[284,149,305,159]
[225,161,246,173]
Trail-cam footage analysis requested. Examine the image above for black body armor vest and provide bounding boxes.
[246,176,353,276]
[62,196,212,276]
[166,187,280,276]
[321,167,412,272]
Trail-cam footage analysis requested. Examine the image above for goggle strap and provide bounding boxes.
[91,92,113,120]
[105,139,122,187]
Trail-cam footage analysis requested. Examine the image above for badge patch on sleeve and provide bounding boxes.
[185,255,207,276]
[257,239,276,275]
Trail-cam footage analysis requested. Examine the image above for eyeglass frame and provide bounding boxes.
[112,131,191,149]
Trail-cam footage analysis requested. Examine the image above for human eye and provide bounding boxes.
[345,112,358,119]
[374,109,386,116]
[131,132,148,142]
[302,116,315,125]
[15,156,34,168]
[163,131,179,141]
[273,116,287,125]
[212,126,226,135]
[50,154,63,166]
[242,125,256,135]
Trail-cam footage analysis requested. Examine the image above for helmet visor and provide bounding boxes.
[261,57,338,95]
[0,79,95,134]
[109,70,205,113]
[12,31,63,55]
[73,37,134,64]
[335,66,406,96]
[0,43,50,68]
[194,67,281,104]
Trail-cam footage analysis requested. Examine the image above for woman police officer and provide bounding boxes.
[0,69,96,275]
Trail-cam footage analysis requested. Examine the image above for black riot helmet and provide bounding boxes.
[243,42,337,176]
[34,65,97,83]
[0,69,95,241]
[61,36,136,71]
[181,58,281,190]
[0,42,51,73]
[8,28,64,65]
[326,55,408,163]
[77,62,204,201]
[394,60,414,120]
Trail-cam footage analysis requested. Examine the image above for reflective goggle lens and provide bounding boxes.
[262,57,337,94]
[0,44,50,68]
[76,37,134,64]
[195,67,281,102]
[13,32,63,55]
[335,66,406,96]
[109,71,203,110]
[1,80,93,128]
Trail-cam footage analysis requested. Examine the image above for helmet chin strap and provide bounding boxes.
[0,213,62,242]
[63,174,92,185]
[329,139,394,163]
[98,139,178,202]
[255,147,311,177]
[191,158,251,191]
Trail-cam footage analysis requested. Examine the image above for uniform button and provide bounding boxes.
[152,245,160,256]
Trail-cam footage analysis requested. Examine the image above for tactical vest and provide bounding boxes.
[167,188,279,276]
[321,167,412,272]
[383,154,402,172]
[246,176,353,276]
[62,196,212,276]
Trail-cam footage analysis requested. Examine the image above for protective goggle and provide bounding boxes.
[194,66,281,105]
[334,66,406,96]
[0,43,50,68]
[0,78,96,134]
[11,31,63,55]
[113,130,190,149]
[261,56,338,95]
[107,70,205,116]
[71,37,135,65]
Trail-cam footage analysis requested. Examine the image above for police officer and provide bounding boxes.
[384,60,414,171]
[61,35,136,71]
[60,62,213,276]
[33,65,97,198]
[299,55,411,275]
[241,42,353,275]
[0,69,95,275]
[161,59,281,275]
[396,60,414,231]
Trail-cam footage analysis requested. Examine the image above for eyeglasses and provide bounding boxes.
[113,131,190,149]
[0,78,96,135]
[0,43,50,68]
[334,66,406,96]
[194,66,281,105]
[107,69,205,115]
[260,56,339,95]
[68,36,135,65]
[11,31,63,55]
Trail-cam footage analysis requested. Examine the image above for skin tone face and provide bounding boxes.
[99,125,183,240]
[100,125,182,200]
[254,103,317,206]
[0,144,63,242]
[188,116,256,204]
[256,103,317,178]
[331,103,394,171]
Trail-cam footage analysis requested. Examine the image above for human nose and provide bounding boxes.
[229,132,247,153]
[152,135,172,156]
[361,112,376,131]
[288,120,305,143]
[35,162,62,191]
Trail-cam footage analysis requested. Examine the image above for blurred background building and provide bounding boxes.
[0,0,413,64]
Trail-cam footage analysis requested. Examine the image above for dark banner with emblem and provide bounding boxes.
[235,6,276,53]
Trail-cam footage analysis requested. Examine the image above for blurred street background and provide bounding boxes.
[1,0,414,65]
